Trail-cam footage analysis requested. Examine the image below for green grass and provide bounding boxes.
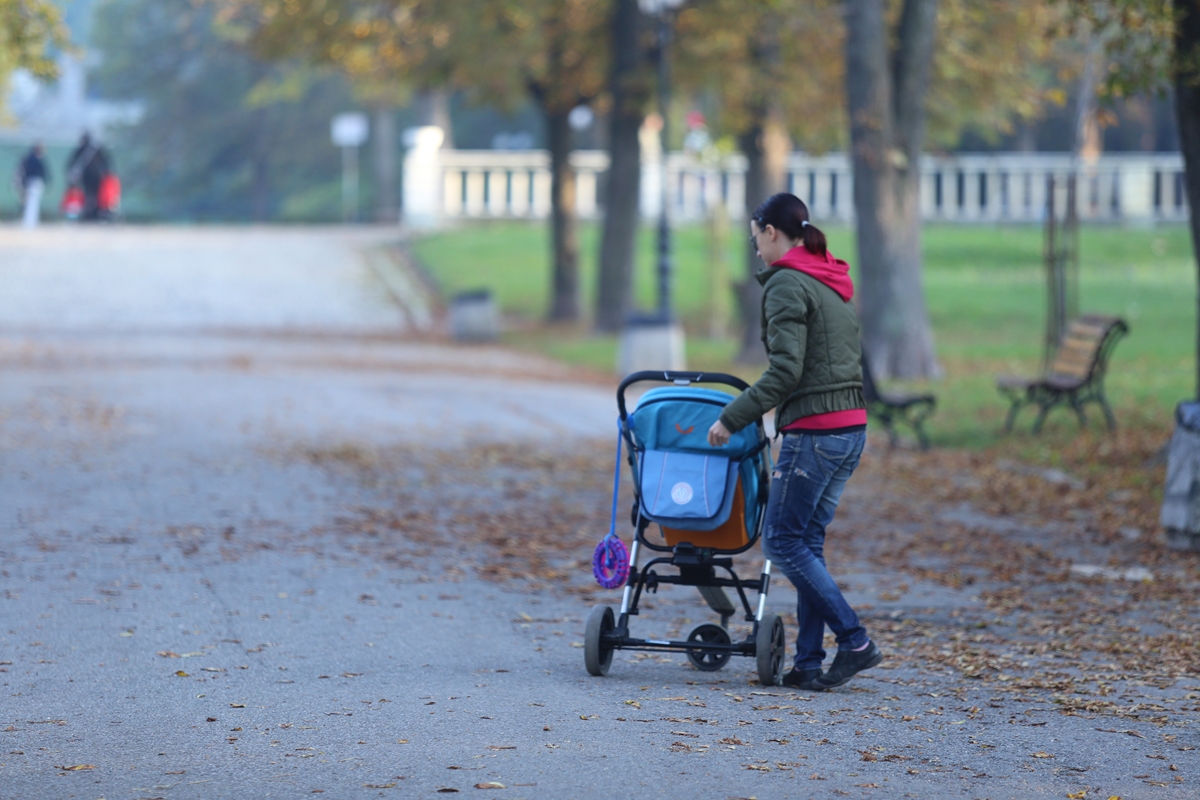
[412,220,1196,449]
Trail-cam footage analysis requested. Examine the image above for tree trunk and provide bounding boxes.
[1175,1,1200,400]
[372,105,398,222]
[844,0,940,380]
[735,116,789,363]
[547,109,580,322]
[595,0,646,332]
[734,17,789,364]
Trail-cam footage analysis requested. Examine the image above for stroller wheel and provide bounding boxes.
[584,605,616,676]
[755,613,786,686]
[685,623,732,672]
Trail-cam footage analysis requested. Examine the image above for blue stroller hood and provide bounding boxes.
[628,387,759,457]
[628,387,765,534]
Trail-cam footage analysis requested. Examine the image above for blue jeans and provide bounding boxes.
[760,431,868,671]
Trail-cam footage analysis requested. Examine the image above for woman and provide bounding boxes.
[707,192,881,691]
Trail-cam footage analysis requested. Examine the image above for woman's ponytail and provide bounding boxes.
[800,218,827,257]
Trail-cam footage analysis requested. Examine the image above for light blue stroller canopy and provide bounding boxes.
[627,387,765,535]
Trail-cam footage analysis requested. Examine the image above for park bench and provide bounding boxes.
[997,314,1129,434]
[861,353,937,450]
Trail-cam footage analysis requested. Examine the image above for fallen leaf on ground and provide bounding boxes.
[56,764,95,771]
[474,783,506,789]
[486,745,516,751]
[157,651,181,658]
[1031,752,1054,759]
[174,671,189,678]
[229,703,245,708]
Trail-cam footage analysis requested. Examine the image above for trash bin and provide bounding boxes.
[449,289,498,342]
[617,313,686,375]
[1161,401,1200,551]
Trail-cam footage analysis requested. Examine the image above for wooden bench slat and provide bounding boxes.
[1049,358,1093,376]
[1061,337,1102,351]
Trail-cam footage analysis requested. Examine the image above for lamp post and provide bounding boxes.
[639,0,684,322]
[331,112,370,223]
[616,0,687,375]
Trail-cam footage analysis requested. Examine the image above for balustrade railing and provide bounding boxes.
[400,127,1188,228]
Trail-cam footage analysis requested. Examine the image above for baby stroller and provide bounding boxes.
[584,371,786,685]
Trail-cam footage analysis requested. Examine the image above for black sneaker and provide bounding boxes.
[780,668,822,690]
[813,642,883,690]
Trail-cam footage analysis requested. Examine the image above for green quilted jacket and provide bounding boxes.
[719,263,865,433]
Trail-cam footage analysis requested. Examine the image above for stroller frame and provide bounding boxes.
[584,371,786,685]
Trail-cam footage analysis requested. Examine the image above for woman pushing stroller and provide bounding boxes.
[706,192,882,691]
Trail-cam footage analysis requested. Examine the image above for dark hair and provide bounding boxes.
[752,192,827,257]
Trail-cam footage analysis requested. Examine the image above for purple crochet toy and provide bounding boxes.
[593,418,631,589]
[592,535,629,589]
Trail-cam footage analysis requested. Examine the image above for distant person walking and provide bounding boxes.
[66,132,113,222]
[16,142,49,228]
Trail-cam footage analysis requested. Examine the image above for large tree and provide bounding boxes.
[844,0,941,380]
[676,0,1061,367]
[594,0,649,332]
[1061,0,1200,398]
[845,0,1065,379]
[445,0,608,323]
[676,0,844,361]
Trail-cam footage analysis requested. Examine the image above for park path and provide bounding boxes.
[0,225,1195,799]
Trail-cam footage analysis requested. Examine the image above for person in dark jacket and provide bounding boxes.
[66,132,112,221]
[16,143,49,228]
[707,192,882,691]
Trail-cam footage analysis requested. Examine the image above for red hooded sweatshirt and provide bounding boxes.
[770,246,854,302]
[770,245,866,432]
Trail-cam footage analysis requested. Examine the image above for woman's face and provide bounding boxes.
[749,221,795,265]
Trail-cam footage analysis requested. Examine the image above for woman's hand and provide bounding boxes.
[707,420,732,447]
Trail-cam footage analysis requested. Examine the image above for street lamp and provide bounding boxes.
[615,0,687,375]
[332,112,370,223]
[638,0,685,322]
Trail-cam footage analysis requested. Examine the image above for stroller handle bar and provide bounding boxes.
[616,371,752,420]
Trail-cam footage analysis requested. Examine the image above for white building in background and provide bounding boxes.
[1,53,142,146]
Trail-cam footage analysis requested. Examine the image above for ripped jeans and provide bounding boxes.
[760,431,868,671]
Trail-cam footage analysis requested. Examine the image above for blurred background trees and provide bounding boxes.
[92,0,356,220]
[0,0,68,104]
[5,0,1191,379]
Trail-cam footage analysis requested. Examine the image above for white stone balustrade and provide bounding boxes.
[401,130,1190,229]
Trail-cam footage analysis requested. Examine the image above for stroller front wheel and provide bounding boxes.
[584,605,615,676]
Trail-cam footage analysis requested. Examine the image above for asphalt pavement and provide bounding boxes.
[0,225,1194,799]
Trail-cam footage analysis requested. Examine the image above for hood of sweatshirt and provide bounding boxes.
[770,246,854,302]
